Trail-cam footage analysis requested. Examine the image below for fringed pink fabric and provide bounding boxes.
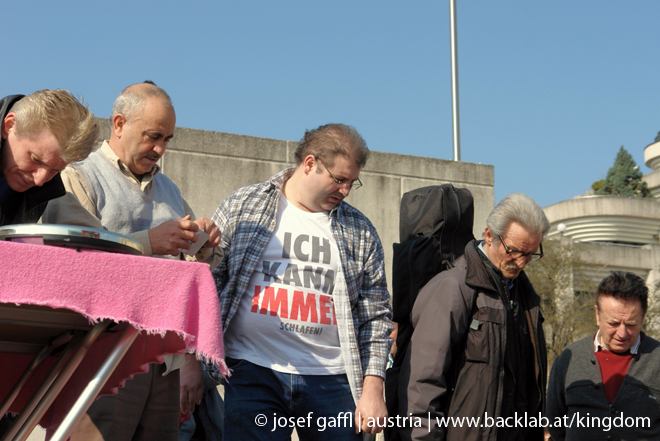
[0,240,227,431]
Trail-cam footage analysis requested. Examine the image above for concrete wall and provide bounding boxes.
[578,242,659,280]
[97,119,495,286]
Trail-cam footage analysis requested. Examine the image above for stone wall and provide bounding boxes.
[97,119,495,288]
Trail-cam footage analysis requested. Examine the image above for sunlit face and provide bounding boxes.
[0,113,66,192]
[484,221,543,279]
[112,97,175,177]
[596,295,644,354]
[298,155,361,212]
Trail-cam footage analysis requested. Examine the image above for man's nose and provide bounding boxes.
[33,167,54,187]
[513,255,528,269]
[616,325,628,337]
[153,144,166,156]
[338,186,351,197]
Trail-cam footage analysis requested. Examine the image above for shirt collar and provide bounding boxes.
[268,167,295,191]
[594,330,641,354]
[101,140,161,183]
[477,240,487,257]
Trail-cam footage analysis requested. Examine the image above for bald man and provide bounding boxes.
[43,83,222,441]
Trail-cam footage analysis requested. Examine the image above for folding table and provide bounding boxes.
[0,240,226,441]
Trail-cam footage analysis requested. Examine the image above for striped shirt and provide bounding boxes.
[212,167,393,403]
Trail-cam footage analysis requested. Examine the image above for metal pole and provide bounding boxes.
[449,0,461,161]
[0,331,74,417]
[51,325,139,441]
[7,320,111,441]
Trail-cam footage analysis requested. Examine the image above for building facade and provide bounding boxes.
[544,131,660,289]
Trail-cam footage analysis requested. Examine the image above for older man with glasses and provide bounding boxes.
[211,123,392,440]
[396,193,549,441]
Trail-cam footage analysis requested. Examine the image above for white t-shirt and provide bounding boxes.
[224,193,345,375]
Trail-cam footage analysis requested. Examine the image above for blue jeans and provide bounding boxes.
[223,358,361,441]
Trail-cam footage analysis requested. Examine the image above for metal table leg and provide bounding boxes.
[0,331,85,441]
[3,320,110,441]
[50,325,139,441]
[0,331,74,417]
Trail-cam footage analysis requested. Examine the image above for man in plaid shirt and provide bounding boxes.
[212,123,393,440]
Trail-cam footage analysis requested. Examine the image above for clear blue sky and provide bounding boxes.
[4,1,659,208]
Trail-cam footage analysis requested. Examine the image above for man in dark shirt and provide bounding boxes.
[0,89,98,435]
[0,90,98,225]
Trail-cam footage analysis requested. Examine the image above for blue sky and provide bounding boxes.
[4,1,659,208]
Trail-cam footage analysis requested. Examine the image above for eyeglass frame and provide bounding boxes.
[316,159,363,191]
[498,236,544,261]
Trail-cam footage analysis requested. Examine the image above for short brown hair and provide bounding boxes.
[10,89,99,163]
[294,123,369,168]
[596,271,648,315]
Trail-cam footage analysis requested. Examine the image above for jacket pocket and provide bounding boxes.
[615,382,660,423]
[465,306,504,363]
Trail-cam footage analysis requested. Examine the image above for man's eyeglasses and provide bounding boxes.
[498,236,543,261]
[317,159,363,191]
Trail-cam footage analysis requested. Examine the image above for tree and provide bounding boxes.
[592,146,651,197]
[525,240,597,367]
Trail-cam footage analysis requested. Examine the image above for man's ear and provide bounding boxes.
[594,304,600,326]
[302,155,317,175]
[484,226,494,247]
[1,113,17,140]
[112,113,126,137]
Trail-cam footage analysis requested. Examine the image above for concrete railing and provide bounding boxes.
[545,195,660,245]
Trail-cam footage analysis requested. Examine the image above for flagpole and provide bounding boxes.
[449,0,461,161]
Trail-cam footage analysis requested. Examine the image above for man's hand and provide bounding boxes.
[148,215,199,256]
[193,217,221,248]
[179,354,204,414]
[355,375,388,434]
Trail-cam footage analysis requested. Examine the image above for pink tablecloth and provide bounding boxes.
[0,240,226,431]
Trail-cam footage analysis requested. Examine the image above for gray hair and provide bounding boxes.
[110,83,174,122]
[294,123,370,168]
[486,193,550,238]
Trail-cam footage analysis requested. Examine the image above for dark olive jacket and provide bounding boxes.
[0,94,66,226]
[398,240,547,441]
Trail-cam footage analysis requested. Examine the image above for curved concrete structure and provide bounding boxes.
[644,140,660,196]
[544,195,660,245]
[544,133,660,291]
[643,169,660,198]
[644,140,660,170]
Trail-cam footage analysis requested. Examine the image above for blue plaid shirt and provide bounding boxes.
[212,168,393,403]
